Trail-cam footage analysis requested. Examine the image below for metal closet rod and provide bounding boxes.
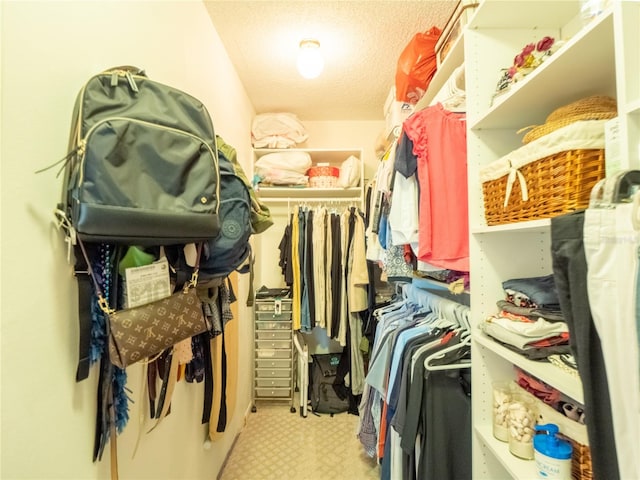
[265,197,360,203]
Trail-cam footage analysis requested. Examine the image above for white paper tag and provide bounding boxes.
[125,258,171,308]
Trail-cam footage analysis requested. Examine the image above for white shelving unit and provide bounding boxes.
[252,148,364,206]
[250,146,365,318]
[612,1,640,168]
[441,1,640,478]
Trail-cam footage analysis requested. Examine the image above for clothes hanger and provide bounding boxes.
[405,286,471,336]
[611,170,640,203]
[425,314,457,330]
[373,294,407,317]
[590,170,640,208]
[424,334,472,371]
[438,64,467,113]
[453,304,472,333]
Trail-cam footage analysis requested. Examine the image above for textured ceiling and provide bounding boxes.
[204,0,456,121]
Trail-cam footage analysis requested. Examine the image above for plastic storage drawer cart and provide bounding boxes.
[252,295,296,413]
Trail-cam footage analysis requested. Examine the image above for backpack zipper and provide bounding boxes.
[77,116,220,213]
[108,69,139,92]
[75,69,216,156]
[75,69,142,146]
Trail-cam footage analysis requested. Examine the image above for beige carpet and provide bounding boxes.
[219,402,380,480]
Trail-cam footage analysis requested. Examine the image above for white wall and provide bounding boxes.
[303,120,385,182]
[1,1,255,479]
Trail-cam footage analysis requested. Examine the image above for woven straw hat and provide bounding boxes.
[520,95,617,144]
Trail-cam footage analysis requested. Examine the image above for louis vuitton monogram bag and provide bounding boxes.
[107,286,210,369]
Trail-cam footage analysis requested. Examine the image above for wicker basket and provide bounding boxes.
[482,149,604,226]
[521,95,617,144]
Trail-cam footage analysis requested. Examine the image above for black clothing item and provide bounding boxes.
[394,131,417,178]
[298,209,309,330]
[305,208,316,328]
[330,213,342,339]
[551,211,620,480]
[216,320,228,432]
[364,261,382,349]
[201,338,213,424]
[333,321,360,416]
[366,260,377,319]
[390,328,445,436]
[278,222,293,285]
[185,333,206,383]
[364,182,373,229]
[399,336,463,454]
[346,207,357,272]
[419,369,472,480]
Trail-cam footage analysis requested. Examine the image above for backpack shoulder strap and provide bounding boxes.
[73,244,93,381]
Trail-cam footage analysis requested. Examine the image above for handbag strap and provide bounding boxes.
[76,238,203,314]
[109,390,120,480]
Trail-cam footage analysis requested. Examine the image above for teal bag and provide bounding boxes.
[199,136,273,280]
[201,137,253,278]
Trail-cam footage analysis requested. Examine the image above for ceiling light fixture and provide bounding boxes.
[297,39,324,79]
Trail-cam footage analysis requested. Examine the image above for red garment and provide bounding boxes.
[516,368,562,406]
[403,244,415,265]
[499,310,536,323]
[527,332,570,348]
[440,329,457,345]
[378,399,389,459]
[404,104,469,271]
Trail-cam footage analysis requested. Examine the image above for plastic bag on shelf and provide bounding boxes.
[395,27,441,104]
[255,151,312,174]
[337,155,361,188]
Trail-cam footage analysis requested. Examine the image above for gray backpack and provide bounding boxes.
[310,353,350,415]
[57,66,221,245]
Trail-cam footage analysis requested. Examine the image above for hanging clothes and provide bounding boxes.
[291,206,302,331]
[280,204,370,404]
[366,143,395,264]
[388,169,419,248]
[550,210,621,480]
[403,103,469,271]
[582,173,640,480]
[277,221,293,285]
[357,284,471,480]
[324,210,334,333]
[300,207,312,332]
[329,210,342,337]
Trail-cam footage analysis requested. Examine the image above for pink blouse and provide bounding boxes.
[403,103,469,271]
